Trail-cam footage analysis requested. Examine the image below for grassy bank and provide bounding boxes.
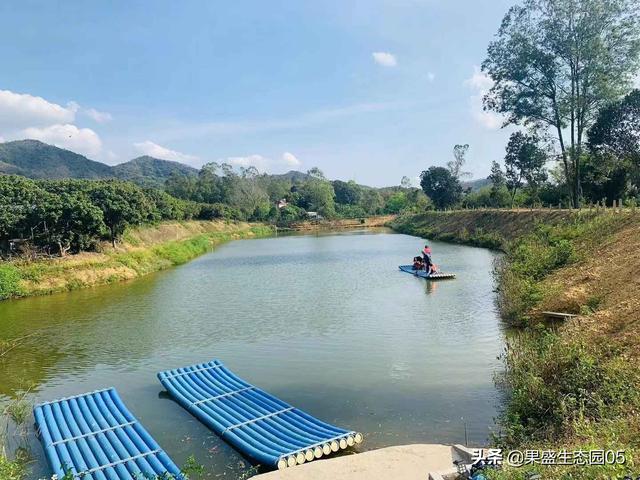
[391,209,640,479]
[288,214,396,231]
[0,220,273,301]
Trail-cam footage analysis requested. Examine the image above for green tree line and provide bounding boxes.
[165,164,430,222]
[0,176,236,256]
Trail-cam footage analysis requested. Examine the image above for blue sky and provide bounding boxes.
[0,0,518,186]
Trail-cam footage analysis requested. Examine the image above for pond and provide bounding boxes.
[0,229,504,478]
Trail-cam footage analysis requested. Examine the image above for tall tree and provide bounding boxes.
[420,166,462,209]
[504,132,548,206]
[489,160,507,206]
[482,0,640,207]
[448,144,470,180]
[586,89,640,201]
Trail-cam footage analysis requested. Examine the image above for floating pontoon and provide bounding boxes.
[34,388,181,480]
[399,265,456,279]
[158,360,362,470]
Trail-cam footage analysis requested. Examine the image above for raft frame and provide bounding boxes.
[158,360,363,470]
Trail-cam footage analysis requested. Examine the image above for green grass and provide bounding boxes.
[0,456,24,480]
[0,265,23,300]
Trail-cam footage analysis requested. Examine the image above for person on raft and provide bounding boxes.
[412,256,424,270]
[421,245,437,276]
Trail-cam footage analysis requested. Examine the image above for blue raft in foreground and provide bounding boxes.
[158,360,363,470]
[34,388,181,480]
[399,265,456,279]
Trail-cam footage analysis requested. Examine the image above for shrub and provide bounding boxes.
[0,264,22,300]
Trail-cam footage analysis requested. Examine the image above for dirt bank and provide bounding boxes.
[0,221,273,301]
[288,215,396,231]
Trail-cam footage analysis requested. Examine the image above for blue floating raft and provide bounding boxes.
[34,388,181,480]
[158,360,363,470]
[399,265,456,279]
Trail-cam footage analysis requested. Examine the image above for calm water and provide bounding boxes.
[0,230,504,478]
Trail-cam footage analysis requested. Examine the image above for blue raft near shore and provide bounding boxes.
[158,360,363,470]
[399,265,456,279]
[34,388,181,480]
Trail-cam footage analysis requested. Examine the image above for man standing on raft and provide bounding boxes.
[422,244,435,276]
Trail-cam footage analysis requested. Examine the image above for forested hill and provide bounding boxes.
[0,140,199,186]
[0,139,113,179]
[112,155,198,187]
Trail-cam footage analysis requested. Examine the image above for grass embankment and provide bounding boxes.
[391,209,640,479]
[288,214,396,231]
[0,220,273,301]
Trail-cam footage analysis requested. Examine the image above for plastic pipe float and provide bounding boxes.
[34,388,181,479]
[158,360,363,470]
[398,265,456,279]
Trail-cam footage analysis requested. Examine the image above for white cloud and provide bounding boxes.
[426,72,436,82]
[464,65,503,130]
[282,152,301,167]
[21,124,103,157]
[0,90,76,128]
[83,107,113,123]
[133,140,199,164]
[372,52,397,67]
[224,152,302,173]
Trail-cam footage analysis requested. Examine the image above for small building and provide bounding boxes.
[276,199,288,209]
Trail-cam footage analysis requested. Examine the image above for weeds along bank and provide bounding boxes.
[391,209,640,479]
[0,220,273,301]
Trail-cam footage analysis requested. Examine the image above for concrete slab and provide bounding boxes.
[253,444,463,480]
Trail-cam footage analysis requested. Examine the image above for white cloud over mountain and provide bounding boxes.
[22,124,103,157]
[0,89,113,158]
[133,140,199,164]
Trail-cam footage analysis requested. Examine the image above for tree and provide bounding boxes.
[589,90,640,169]
[482,0,640,207]
[420,166,462,209]
[359,189,384,215]
[88,181,153,246]
[299,178,336,218]
[400,176,412,189]
[488,161,509,207]
[332,180,362,205]
[384,192,408,213]
[307,167,326,180]
[582,89,640,202]
[448,144,470,179]
[504,132,548,206]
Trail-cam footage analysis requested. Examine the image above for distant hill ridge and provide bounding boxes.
[0,139,489,190]
[0,139,198,186]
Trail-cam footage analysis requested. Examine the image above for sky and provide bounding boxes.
[0,0,522,186]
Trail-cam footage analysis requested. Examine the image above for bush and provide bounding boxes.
[0,264,22,300]
[499,332,640,446]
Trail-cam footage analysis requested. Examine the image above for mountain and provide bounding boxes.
[112,156,198,188]
[0,140,113,179]
[463,178,491,191]
[0,140,198,187]
[269,170,312,183]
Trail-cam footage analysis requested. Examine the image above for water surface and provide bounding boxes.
[0,230,504,478]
